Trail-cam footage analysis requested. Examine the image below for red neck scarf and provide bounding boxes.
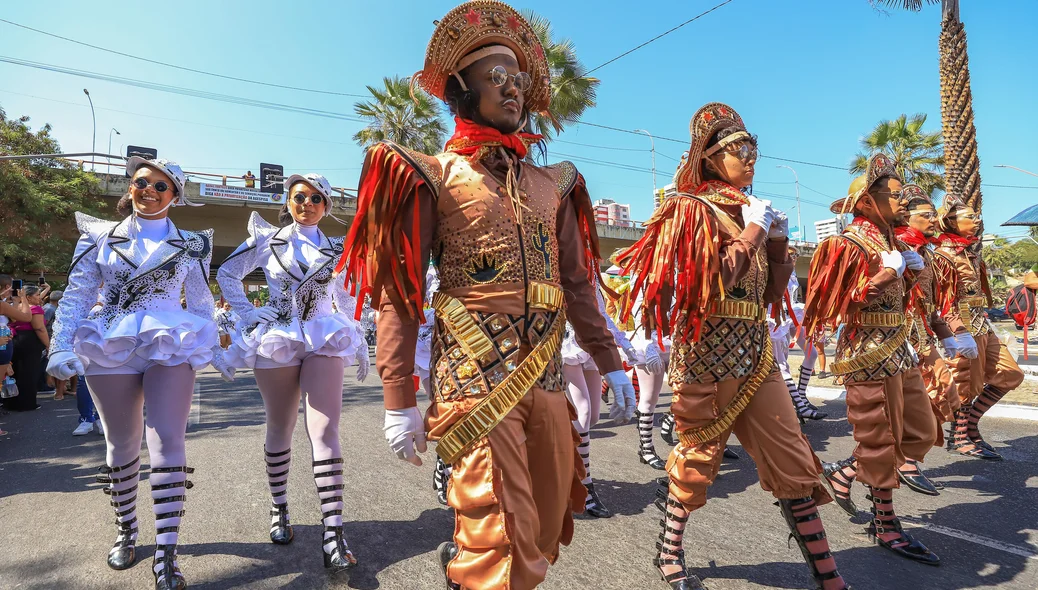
[895,226,930,249]
[444,117,543,160]
[936,232,978,250]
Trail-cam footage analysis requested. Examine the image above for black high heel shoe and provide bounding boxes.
[778,497,852,589]
[866,491,940,566]
[897,461,939,496]
[583,482,612,518]
[323,525,358,572]
[269,502,294,544]
[821,459,859,517]
[97,458,140,570]
[723,447,740,460]
[153,545,186,590]
[653,488,708,589]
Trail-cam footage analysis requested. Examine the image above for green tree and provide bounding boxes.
[522,9,600,142]
[353,76,447,155]
[0,105,105,275]
[850,113,945,196]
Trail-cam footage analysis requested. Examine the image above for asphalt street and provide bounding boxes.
[1,354,1036,590]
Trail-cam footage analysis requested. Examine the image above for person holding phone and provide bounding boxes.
[47,157,230,590]
[2,284,49,412]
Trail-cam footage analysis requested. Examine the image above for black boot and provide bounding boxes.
[949,406,1001,460]
[652,485,708,589]
[723,447,740,460]
[153,545,186,590]
[97,457,141,570]
[897,460,939,496]
[638,411,667,470]
[269,502,294,544]
[660,412,677,446]
[265,446,293,543]
[866,487,940,566]
[967,385,1008,452]
[821,458,859,517]
[433,456,449,506]
[778,497,851,589]
[150,465,193,590]
[323,526,358,572]
[583,482,612,518]
[437,541,461,590]
[314,458,357,573]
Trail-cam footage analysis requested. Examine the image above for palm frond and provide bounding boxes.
[869,0,939,11]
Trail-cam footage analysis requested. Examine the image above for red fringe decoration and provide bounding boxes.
[335,144,429,323]
[617,196,721,345]
[802,237,871,338]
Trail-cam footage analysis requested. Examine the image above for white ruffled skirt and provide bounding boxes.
[561,326,593,366]
[74,311,218,371]
[225,314,364,369]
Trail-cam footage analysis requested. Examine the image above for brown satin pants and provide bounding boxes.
[434,387,585,590]
[949,331,1024,406]
[668,370,830,511]
[918,345,957,447]
[845,367,936,489]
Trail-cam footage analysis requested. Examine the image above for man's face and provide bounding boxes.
[951,206,980,238]
[907,204,937,236]
[463,53,525,133]
[862,177,906,227]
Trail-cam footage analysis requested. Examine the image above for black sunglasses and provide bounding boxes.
[132,177,171,193]
[292,193,325,205]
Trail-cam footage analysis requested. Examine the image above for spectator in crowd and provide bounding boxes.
[3,284,49,412]
[243,171,256,189]
[72,370,102,435]
[252,297,262,307]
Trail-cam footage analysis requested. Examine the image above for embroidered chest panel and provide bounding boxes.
[937,247,988,336]
[669,314,767,384]
[430,309,564,402]
[836,326,914,382]
[908,256,938,351]
[845,226,906,315]
[434,157,563,292]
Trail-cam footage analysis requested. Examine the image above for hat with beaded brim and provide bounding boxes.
[829,153,901,215]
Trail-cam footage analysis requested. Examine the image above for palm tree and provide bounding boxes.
[521,9,600,142]
[850,114,945,196]
[353,76,447,155]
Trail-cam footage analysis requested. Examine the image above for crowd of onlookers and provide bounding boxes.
[0,274,102,438]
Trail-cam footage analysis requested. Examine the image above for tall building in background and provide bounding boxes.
[814,215,848,242]
[593,199,634,228]
[656,183,677,209]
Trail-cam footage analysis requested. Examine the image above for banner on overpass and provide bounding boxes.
[198,183,285,205]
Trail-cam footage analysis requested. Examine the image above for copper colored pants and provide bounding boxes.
[845,367,936,489]
[918,345,957,447]
[427,387,585,590]
[668,370,830,511]
[949,331,1024,406]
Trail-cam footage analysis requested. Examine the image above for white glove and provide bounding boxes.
[245,305,279,326]
[741,197,775,232]
[769,210,789,240]
[879,250,906,277]
[210,347,235,382]
[902,250,925,271]
[384,407,427,466]
[621,345,641,366]
[604,370,637,425]
[356,351,370,382]
[940,336,961,358]
[905,341,920,366]
[47,351,84,380]
[644,341,665,375]
[954,333,979,359]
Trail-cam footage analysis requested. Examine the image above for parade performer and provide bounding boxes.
[217,173,367,573]
[777,274,827,422]
[627,292,672,470]
[336,3,635,587]
[621,103,849,590]
[215,302,240,349]
[805,154,940,565]
[934,198,1024,459]
[819,184,974,506]
[561,272,638,518]
[47,157,231,590]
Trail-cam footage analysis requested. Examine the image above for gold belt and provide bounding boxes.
[850,311,905,328]
[528,281,565,312]
[963,296,987,308]
[830,324,911,375]
[712,299,767,322]
[678,335,774,447]
[433,286,566,464]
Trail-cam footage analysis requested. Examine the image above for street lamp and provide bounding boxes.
[83,89,96,172]
[994,164,1038,178]
[634,129,657,201]
[776,165,802,243]
[107,128,121,176]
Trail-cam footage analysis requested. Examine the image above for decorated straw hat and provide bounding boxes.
[672,102,748,193]
[413,1,551,113]
[829,153,901,214]
[900,183,933,209]
[936,193,971,233]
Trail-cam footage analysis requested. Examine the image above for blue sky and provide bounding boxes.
[2,0,1036,241]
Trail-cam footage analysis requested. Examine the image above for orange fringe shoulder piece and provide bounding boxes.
[567,173,603,283]
[802,235,871,336]
[335,143,435,323]
[617,195,722,344]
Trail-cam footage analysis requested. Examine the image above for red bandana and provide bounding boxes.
[444,117,543,160]
[895,226,929,249]
[935,232,978,250]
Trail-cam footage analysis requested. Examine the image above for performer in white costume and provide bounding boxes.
[776,274,826,421]
[47,157,230,590]
[217,173,367,573]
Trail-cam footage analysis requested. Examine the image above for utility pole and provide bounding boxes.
[634,129,657,203]
[776,165,801,243]
[107,128,121,176]
[83,89,96,172]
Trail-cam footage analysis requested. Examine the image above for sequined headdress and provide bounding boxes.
[412,1,551,113]
[900,183,934,211]
[829,153,901,214]
[672,102,748,193]
[936,193,970,233]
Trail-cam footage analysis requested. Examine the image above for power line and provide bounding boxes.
[584,1,736,76]
[984,183,1038,189]
[0,18,368,98]
[555,138,648,152]
[0,56,367,123]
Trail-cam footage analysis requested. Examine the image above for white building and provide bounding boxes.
[814,215,848,242]
[594,199,634,228]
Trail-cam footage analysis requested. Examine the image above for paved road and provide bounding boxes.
[1,357,1036,590]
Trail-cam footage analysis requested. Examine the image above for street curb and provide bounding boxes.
[804,385,1038,422]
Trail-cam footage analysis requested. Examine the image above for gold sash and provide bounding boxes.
[830,324,911,375]
[678,336,774,447]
